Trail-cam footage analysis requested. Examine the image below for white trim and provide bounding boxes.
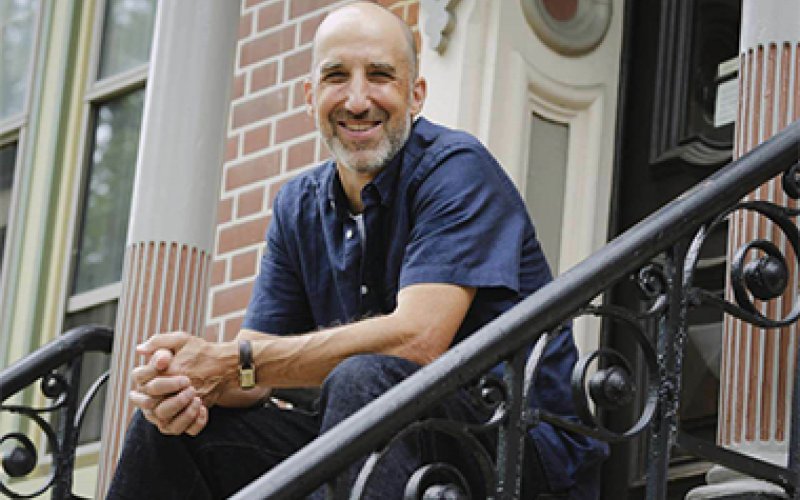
[0,115,27,136]
[66,282,122,312]
[84,65,148,103]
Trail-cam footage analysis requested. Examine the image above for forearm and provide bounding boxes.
[246,313,421,388]
[208,284,473,396]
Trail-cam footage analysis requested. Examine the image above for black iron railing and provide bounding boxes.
[231,119,800,500]
[0,325,112,499]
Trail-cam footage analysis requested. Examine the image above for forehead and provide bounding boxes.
[313,8,410,71]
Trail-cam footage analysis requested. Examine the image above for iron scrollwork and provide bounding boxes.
[348,372,508,499]
[685,196,800,328]
[0,326,112,500]
[344,153,800,498]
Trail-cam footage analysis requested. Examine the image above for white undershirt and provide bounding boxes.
[349,212,366,254]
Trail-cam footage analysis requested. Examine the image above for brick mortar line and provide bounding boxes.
[223,135,318,172]
[227,102,310,133]
[213,245,264,263]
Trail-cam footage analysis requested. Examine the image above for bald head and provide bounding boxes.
[311,1,418,82]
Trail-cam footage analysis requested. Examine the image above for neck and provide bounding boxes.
[336,164,375,214]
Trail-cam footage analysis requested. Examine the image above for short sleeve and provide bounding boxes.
[242,189,313,335]
[399,145,527,292]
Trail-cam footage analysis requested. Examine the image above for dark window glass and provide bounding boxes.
[0,141,17,275]
[72,89,144,294]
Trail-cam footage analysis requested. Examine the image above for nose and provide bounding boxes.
[344,74,370,116]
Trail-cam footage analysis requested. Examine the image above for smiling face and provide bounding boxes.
[305,2,426,177]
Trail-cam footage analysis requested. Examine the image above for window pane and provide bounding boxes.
[526,113,568,273]
[72,90,143,294]
[0,141,17,274]
[62,301,116,445]
[0,0,39,120]
[97,0,157,80]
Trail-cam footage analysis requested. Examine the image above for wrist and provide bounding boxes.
[212,341,240,383]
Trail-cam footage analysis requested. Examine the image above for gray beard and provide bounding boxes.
[322,113,411,175]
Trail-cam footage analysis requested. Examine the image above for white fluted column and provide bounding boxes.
[95,1,239,495]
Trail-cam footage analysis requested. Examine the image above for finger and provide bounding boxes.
[137,332,191,355]
[153,386,196,422]
[163,397,202,435]
[129,390,161,411]
[131,364,162,388]
[185,404,208,436]
[150,348,173,371]
[141,375,191,397]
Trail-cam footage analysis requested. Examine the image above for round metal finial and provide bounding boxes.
[782,161,800,200]
[41,372,68,399]
[744,254,788,301]
[732,239,790,311]
[589,365,635,409]
[1,433,37,478]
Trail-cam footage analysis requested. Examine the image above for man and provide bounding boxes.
[107,2,606,498]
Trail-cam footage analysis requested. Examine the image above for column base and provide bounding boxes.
[685,466,788,500]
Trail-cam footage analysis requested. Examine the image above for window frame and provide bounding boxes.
[0,0,43,357]
[60,0,152,324]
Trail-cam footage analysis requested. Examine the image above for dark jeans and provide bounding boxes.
[107,354,552,499]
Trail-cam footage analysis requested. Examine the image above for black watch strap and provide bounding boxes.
[238,340,256,390]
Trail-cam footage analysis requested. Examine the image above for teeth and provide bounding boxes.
[344,123,376,131]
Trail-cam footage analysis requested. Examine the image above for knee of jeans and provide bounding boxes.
[321,354,420,403]
[129,409,149,431]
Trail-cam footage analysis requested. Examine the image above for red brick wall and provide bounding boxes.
[208,0,420,340]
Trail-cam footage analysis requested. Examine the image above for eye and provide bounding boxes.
[369,71,394,82]
[322,71,348,83]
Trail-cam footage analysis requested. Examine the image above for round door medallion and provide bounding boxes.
[520,0,612,56]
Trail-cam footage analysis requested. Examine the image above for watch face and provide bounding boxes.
[239,366,256,389]
[238,340,255,389]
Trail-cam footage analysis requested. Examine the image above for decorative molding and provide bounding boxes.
[650,0,740,169]
[421,0,460,54]
[520,0,612,56]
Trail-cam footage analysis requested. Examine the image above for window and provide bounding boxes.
[0,141,17,275]
[65,0,156,445]
[0,0,39,124]
[0,0,39,302]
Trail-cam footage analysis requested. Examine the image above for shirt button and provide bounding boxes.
[360,285,369,296]
[345,228,354,239]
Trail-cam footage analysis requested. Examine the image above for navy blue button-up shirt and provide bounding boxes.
[243,117,607,493]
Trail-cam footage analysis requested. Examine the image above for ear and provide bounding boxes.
[303,78,315,117]
[409,76,427,117]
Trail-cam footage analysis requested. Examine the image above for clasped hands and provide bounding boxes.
[129,332,236,436]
